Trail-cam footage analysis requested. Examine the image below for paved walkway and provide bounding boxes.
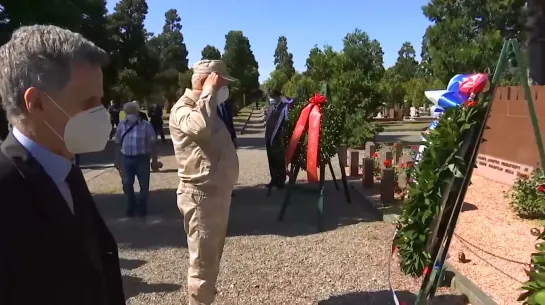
[375,131,422,144]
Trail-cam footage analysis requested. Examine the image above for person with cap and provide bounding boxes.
[264,90,293,189]
[168,59,239,305]
[114,102,160,218]
[0,25,125,305]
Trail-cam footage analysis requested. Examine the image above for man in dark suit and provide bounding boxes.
[0,25,125,305]
[218,98,237,148]
[218,98,237,197]
[148,102,166,143]
[264,90,290,189]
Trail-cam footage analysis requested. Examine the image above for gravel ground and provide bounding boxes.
[449,175,536,305]
[87,112,466,305]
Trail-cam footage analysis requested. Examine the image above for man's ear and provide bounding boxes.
[23,87,43,114]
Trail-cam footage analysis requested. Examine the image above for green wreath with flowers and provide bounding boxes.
[394,99,486,276]
[519,227,545,305]
[280,84,345,169]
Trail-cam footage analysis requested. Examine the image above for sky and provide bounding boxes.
[106,0,432,83]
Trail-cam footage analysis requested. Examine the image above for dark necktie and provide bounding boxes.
[217,104,226,121]
[65,165,108,304]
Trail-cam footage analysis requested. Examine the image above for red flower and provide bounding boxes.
[384,159,392,168]
[399,163,405,168]
[423,266,430,275]
[411,145,419,151]
[537,184,545,193]
[464,100,477,107]
[407,162,414,169]
[373,152,379,158]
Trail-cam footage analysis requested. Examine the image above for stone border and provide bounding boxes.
[348,181,498,305]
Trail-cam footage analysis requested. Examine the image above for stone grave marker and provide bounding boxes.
[365,142,376,158]
[393,143,403,164]
[350,150,359,176]
[362,158,374,188]
[380,168,395,203]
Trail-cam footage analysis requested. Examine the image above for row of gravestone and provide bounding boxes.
[339,142,416,204]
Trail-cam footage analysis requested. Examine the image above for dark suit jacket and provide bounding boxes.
[147,104,163,125]
[218,102,236,141]
[0,133,125,305]
[138,111,149,121]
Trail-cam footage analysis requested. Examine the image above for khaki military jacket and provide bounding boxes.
[169,88,239,193]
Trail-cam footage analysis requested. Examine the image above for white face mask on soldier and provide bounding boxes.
[42,95,112,154]
[217,86,229,104]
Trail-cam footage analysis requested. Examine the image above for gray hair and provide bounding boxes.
[0,25,109,121]
[191,73,207,88]
[123,102,140,115]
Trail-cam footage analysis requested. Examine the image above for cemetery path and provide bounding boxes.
[87,111,466,305]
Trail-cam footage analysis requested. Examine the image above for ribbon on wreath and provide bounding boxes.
[284,92,326,182]
[269,96,295,146]
[415,73,489,162]
[389,226,442,305]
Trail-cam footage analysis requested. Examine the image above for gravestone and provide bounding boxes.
[350,151,360,176]
[362,158,374,188]
[393,143,403,164]
[388,108,395,118]
[365,142,376,158]
[380,168,395,203]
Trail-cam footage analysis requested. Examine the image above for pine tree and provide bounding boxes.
[201,45,221,60]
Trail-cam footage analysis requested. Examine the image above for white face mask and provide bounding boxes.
[43,95,112,154]
[127,114,139,123]
[217,87,229,104]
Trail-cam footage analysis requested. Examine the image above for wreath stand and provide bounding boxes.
[275,86,351,232]
[414,39,545,304]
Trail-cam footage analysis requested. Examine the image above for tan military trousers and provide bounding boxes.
[177,185,231,305]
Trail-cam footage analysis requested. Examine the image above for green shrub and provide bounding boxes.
[507,169,545,219]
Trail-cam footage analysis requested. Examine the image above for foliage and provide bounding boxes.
[404,77,444,107]
[342,113,383,147]
[280,83,345,169]
[422,0,526,84]
[274,36,296,81]
[395,100,486,276]
[262,69,289,95]
[201,45,221,60]
[518,227,545,305]
[147,8,189,104]
[321,30,385,146]
[108,0,158,102]
[507,169,545,219]
[392,42,419,82]
[282,73,319,98]
[222,30,261,108]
